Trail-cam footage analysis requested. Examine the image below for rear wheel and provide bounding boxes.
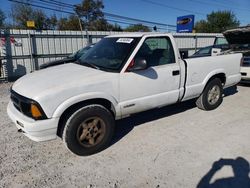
[62,104,115,156]
[196,78,223,111]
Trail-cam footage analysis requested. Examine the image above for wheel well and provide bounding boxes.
[208,73,226,86]
[56,98,115,137]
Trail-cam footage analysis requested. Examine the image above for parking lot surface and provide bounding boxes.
[0,82,250,188]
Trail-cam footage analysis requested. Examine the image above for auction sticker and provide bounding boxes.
[116,38,134,43]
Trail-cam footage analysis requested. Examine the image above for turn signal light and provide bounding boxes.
[240,57,244,66]
[31,104,42,118]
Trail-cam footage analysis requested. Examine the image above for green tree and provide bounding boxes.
[57,15,81,31]
[0,9,6,27]
[107,23,123,31]
[74,0,125,31]
[45,15,58,30]
[32,9,47,30]
[195,11,240,33]
[74,0,104,23]
[11,2,33,28]
[74,0,113,31]
[10,2,57,30]
[124,24,151,32]
[10,0,122,31]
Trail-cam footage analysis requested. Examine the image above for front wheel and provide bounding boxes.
[196,78,223,111]
[62,104,115,156]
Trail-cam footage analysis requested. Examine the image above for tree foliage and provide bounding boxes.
[107,23,123,31]
[11,2,58,30]
[57,15,81,31]
[75,0,104,22]
[195,11,240,33]
[11,3,32,29]
[0,9,6,27]
[124,24,151,32]
[74,0,105,30]
[45,14,58,30]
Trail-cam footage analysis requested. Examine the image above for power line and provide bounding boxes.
[8,0,176,30]
[140,0,206,16]
[141,0,250,25]
[9,0,75,14]
[104,12,175,27]
[187,0,250,13]
[37,0,74,9]
[106,19,176,31]
[47,0,76,8]
[30,0,73,11]
[35,0,176,28]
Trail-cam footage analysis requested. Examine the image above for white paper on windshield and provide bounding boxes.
[116,38,134,43]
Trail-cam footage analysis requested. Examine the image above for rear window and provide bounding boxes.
[214,37,228,45]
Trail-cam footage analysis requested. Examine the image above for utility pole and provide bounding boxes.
[85,13,90,45]
[78,17,83,32]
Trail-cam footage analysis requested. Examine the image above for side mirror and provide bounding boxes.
[211,48,222,56]
[127,58,147,71]
[180,50,188,59]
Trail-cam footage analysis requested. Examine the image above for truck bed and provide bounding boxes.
[182,53,242,101]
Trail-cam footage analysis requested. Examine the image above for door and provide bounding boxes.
[119,36,181,116]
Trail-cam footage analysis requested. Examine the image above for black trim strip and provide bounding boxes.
[179,59,188,102]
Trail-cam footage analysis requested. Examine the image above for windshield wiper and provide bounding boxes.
[76,60,100,70]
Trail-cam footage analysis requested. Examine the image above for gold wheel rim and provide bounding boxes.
[76,117,106,147]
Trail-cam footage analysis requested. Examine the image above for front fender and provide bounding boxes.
[52,92,120,118]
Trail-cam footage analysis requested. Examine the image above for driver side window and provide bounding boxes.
[134,37,175,67]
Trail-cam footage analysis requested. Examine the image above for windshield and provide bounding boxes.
[78,37,140,72]
[194,46,212,55]
[68,45,93,59]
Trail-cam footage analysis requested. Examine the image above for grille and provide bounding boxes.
[10,90,32,118]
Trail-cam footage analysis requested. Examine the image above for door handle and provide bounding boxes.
[172,70,180,76]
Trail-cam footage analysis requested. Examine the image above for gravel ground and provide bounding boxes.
[0,82,250,188]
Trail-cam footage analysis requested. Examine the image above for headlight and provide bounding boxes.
[10,89,47,120]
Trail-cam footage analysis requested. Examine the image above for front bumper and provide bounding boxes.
[7,102,59,142]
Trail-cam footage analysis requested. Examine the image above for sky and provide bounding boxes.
[2,0,250,28]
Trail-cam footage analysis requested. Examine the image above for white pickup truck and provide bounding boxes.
[7,33,242,156]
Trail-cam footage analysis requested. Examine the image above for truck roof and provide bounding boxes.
[105,32,171,38]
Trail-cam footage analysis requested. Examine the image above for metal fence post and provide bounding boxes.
[31,32,39,70]
[194,35,198,52]
[0,29,4,80]
[4,29,14,81]
[28,31,35,72]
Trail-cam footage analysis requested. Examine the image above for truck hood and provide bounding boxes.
[12,63,119,117]
[223,26,250,44]
[39,57,75,69]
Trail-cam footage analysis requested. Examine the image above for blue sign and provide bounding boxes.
[177,15,195,33]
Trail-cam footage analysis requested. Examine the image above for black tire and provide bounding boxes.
[62,104,115,156]
[196,78,223,111]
